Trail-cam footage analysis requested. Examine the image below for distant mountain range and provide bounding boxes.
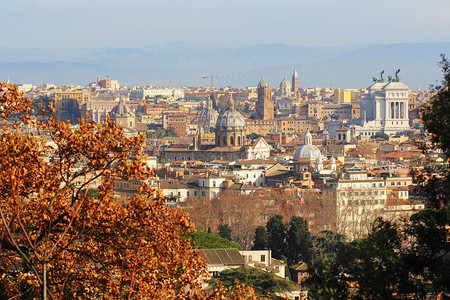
[1,42,449,89]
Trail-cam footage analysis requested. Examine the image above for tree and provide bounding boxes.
[165,125,178,137]
[0,82,256,299]
[371,131,389,140]
[334,218,407,299]
[153,126,178,138]
[218,224,232,241]
[266,215,287,260]
[54,98,81,124]
[181,191,266,250]
[404,209,450,295]
[311,231,346,264]
[190,231,241,250]
[154,127,167,138]
[247,133,263,140]
[410,54,450,294]
[305,231,346,299]
[286,216,312,265]
[251,226,268,250]
[244,102,251,113]
[32,95,52,116]
[214,268,291,299]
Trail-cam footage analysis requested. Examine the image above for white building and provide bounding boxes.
[232,169,266,187]
[322,170,387,240]
[240,250,286,279]
[353,78,411,137]
[130,87,185,100]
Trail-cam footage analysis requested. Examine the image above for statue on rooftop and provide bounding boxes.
[372,70,385,83]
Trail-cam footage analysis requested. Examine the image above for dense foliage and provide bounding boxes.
[191,231,242,250]
[264,215,312,266]
[218,224,232,241]
[214,268,291,299]
[0,82,256,299]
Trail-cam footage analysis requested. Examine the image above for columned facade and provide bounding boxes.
[355,80,410,137]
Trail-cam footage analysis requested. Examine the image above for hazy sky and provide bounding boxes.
[2,0,450,48]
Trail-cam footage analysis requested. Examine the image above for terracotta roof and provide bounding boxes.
[385,152,415,159]
[206,146,243,152]
[239,159,277,165]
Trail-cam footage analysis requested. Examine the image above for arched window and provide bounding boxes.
[230,136,235,146]
[237,136,241,145]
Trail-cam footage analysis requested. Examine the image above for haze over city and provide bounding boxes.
[3,0,450,48]
[1,0,450,88]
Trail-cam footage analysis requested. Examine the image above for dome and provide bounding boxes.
[215,98,246,128]
[110,99,133,116]
[258,78,269,88]
[280,77,291,90]
[293,144,322,160]
[293,131,322,160]
[198,101,218,130]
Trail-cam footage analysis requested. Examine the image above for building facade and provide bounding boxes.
[255,78,274,120]
[353,78,411,136]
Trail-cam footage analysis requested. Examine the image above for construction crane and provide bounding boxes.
[202,75,238,88]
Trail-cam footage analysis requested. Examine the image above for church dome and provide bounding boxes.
[258,78,269,88]
[215,98,245,128]
[280,77,291,90]
[199,100,218,130]
[110,99,133,116]
[293,131,322,160]
[293,144,322,160]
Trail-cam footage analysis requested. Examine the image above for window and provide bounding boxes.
[260,255,265,262]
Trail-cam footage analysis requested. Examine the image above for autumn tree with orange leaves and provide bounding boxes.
[0,82,258,299]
